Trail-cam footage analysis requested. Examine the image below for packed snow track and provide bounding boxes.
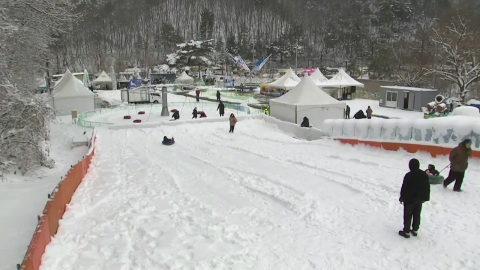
[40,119,480,269]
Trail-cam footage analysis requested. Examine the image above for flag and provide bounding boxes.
[252,54,271,74]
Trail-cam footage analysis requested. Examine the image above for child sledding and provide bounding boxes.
[425,164,444,184]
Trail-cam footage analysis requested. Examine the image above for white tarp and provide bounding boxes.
[52,69,95,115]
[175,71,194,84]
[320,68,364,88]
[266,68,301,90]
[269,75,345,128]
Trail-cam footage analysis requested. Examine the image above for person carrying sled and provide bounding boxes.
[216,90,221,101]
[172,110,180,120]
[300,116,310,127]
[192,107,198,119]
[229,113,237,133]
[443,138,472,192]
[425,164,439,176]
[217,101,225,117]
[399,158,430,238]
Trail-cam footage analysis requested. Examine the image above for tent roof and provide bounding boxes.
[267,68,301,89]
[270,75,346,106]
[321,68,364,87]
[177,71,193,80]
[118,75,129,82]
[309,68,328,84]
[93,71,112,83]
[53,69,94,98]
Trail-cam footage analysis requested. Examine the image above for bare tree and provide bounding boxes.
[429,15,480,100]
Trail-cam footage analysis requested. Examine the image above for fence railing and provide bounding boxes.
[77,102,258,128]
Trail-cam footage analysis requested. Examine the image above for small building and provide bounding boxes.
[379,86,438,111]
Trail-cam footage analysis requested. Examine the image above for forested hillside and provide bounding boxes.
[54,0,478,81]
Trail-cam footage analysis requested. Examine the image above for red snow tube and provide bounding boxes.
[133,119,142,123]
[138,111,145,114]
[123,115,131,119]
[170,109,179,113]
[198,111,207,118]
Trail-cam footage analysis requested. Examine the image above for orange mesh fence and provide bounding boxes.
[18,137,96,270]
[335,139,479,158]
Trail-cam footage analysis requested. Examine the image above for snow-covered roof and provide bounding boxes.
[93,71,112,83]
[270,75,345,107]
[309,68,328,85]
[53,69,94,98]
[381,86,437,92]
[320,68,364,88]
[118,75,129,82]
[266,68,301,89]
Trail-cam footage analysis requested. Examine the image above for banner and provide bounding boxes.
[252,54,271,74]
[226,51,251,72]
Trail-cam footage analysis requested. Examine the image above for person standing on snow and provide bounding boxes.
[399,158,430,238]
[195,89,201,102]
[229,113,237,133]
[345,105,351,119]
[366,106,373,119]
[192,107,198,119]
[217,101,225,117]
[300,116,310,127]
[443,139,472,192]
[216,90,221,101]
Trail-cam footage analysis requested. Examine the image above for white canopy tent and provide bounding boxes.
[51,69,95,115]
[266,68,301,90]
[269,75,346,128]
[320,68,364,88]
[175,71,194,84]
[92,71,113,90]
[309,68,328,86]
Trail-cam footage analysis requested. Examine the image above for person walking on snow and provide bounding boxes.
[216,90,221,101]
[195,89,201,102]
[192,107,198,119]
[345,105,350,119]
[229,113,237,133]
[443,139,472,192]
[366,106,373,119]
[217,101,225,117]
[399,158,430,238]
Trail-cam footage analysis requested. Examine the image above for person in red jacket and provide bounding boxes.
[399,158,431,238]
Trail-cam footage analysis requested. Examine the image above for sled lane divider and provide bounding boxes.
[17,136,97,270]
[335,138,480,158]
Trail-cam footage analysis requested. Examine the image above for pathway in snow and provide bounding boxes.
[40,119,480,269]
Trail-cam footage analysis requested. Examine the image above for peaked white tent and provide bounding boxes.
[52,69,95,115]
[269,75,346,128]
[309,68,328,86]
[321,68,364,88]
[92,71,113,90]
[175,71,194,84]
[266,68,301,90]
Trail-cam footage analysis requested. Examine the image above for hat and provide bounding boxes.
[463,139,472,144]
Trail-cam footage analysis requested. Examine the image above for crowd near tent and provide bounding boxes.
[51,69,95,115]
[266,68,301,90]
[174,71,194,84]
[92,71,113,90]
[309,68,328,86]
[269,75,346,128]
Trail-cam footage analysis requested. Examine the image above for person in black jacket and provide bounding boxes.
[217,101,225,117]
[300,117,310,127]
[399,158,431,238]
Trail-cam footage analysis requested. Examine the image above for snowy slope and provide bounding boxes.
[40,119,480,269]
[0,117,90,270]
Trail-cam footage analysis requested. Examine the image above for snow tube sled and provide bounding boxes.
[162,140,175,145]
[429,175,444,184]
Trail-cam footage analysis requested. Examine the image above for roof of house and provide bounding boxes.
[381,86,437,92]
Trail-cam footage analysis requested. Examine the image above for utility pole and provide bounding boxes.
[295,41,298,74]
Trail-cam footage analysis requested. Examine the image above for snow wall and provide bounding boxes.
[323,116,480,157]
[108,114,328,141]
[19,136,97,270]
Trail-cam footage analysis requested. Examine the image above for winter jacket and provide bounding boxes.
[229,116,237,126]
[366,108,373,117]
[217,103,225,112]
[400,159,431,204]
[449,143,471,172]
[301,118,310,127]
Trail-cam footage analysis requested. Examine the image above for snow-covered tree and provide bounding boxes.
[0,0,74,174]
[166,39,215,72]
[429,14,480,100]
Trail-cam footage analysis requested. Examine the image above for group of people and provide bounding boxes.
[399,138,472,238]
[346,105,373,119]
